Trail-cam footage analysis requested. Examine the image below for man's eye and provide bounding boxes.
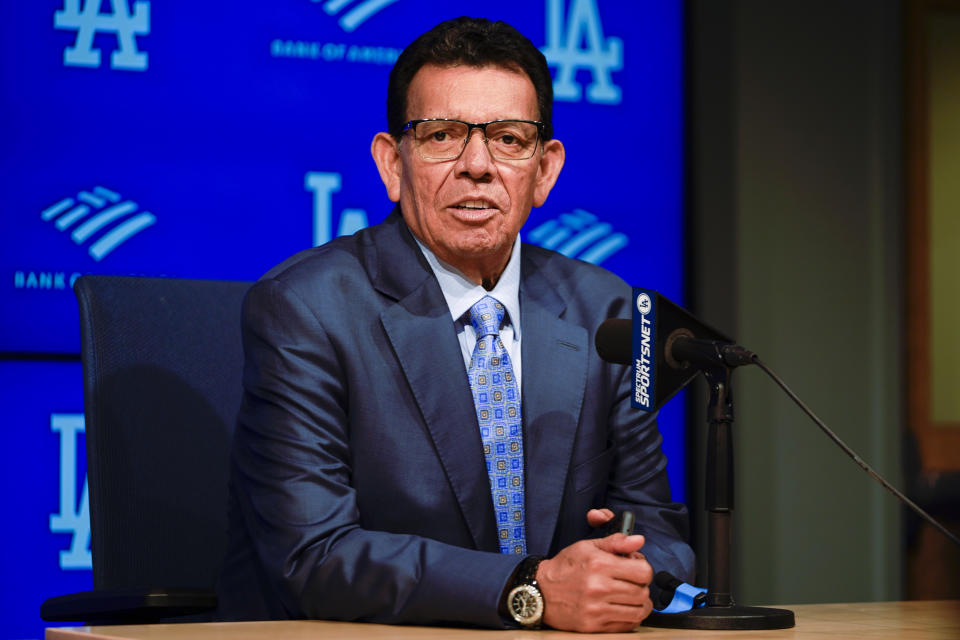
[498,134,518,146]
[431,131,448,142]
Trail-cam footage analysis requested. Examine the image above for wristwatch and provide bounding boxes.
[505,555,545,627]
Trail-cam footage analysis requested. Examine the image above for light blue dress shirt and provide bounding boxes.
[414,236,523,392]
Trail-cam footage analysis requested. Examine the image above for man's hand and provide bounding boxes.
[535,521,654,633]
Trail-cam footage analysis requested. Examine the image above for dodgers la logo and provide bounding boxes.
[305,172,369,246]
[49,414,92,570]
[542,0,623,104]
[54,0,150,71]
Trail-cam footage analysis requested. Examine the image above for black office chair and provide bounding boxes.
[41,276,252,623]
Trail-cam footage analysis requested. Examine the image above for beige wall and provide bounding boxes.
[928,10,960,424]
[689,0,903,605]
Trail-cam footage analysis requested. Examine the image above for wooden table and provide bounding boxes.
[46,601,960,639]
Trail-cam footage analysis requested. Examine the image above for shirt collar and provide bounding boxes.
[414,235,522,338]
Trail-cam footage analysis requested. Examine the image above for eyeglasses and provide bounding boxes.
[402,119,544,161]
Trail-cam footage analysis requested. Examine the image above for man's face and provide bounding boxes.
[372,64,564,284]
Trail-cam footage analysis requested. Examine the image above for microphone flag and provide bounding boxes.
[630,288,733,412]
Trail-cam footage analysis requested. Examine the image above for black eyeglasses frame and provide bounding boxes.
[401,118,545,161]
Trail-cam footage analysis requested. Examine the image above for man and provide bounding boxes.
[218,17,694,632]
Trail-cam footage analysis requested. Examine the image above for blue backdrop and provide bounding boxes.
[1,2,684,637]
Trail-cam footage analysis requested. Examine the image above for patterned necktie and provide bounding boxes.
[467,296,526,555]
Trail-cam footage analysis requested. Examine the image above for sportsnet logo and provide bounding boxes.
[54,0,150,71]
[312,0,399,32]
[527,209,628,265]
[41,186,157,261]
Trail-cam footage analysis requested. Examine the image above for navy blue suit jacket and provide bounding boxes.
[218,210,694,627]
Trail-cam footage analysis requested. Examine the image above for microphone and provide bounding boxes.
[594,289,753,412]
[596,319,756,369]
[593,290,960,632]
[594,317,632,364]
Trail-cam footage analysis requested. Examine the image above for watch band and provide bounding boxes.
[504,555,545,627]
[514,555,544,586]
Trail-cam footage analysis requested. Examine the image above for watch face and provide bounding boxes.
[509,584,544,626]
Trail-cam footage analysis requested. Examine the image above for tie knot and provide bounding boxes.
[469,296,506,337]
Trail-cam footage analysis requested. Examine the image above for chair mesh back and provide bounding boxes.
[74,276,251,590]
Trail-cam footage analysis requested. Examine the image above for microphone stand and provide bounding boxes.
[646,361,794,630]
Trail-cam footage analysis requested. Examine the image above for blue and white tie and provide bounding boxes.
[467,296,526,555]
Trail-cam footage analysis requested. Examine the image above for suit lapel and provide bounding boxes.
[520,253,588,556]
[372,213,498,551]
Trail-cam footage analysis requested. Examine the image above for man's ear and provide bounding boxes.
[371,132,402,202]
[533,138,565,207]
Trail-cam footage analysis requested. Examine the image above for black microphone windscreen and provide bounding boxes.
[595,318,633,365]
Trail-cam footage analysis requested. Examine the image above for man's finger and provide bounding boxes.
[591,537,654,587]
[591,571,652,602]
[597,532,646,556]
[586,508,615,528]
[589,600,654,632]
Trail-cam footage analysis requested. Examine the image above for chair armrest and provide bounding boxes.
[41,587,217,623]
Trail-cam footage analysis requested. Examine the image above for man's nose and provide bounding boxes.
[456,128,494,177]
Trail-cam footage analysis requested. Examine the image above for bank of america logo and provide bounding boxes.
[528,209,628,265]
[41,186,157,261]
[311,0,399,32]
[54,0,150,71]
